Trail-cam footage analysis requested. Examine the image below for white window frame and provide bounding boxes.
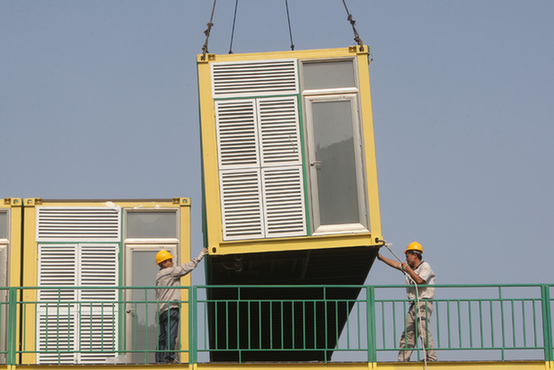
[123,208,180,244]
[303,93,369,235]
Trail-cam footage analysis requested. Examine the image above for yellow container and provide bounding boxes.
[19,197,192,365]
[0,198,22,288]
[1,198,22,364]
[198,46,382,255]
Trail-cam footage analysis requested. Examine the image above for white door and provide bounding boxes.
[124,244,178,364]
[304,94,369,235]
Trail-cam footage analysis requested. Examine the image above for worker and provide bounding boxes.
[155,248,209,363]
[377,242,438,362]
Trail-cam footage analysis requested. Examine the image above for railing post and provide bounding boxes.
[7,287,17,366]
[541,284,553,362]
[189,286,197,365]
[366,286,377,363]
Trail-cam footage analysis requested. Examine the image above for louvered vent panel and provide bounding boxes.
[37,207,120,242]
[38,244,76,302]
[258,97,302,166]
[216,100,259,169]
[220,170,264,240]
[37,311,76,364]
[79,244,118,302]
[262,167,307,237]
[212,59,298,98]
[78,310,117,363]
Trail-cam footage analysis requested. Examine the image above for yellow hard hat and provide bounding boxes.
[155,250,174,265]
[405,241,423,254]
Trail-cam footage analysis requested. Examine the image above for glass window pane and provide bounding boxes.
[312,100,360,225]
[130,250,160,364]
[126,211,177,239]
[302,60,355,90]
[0,212,7,239]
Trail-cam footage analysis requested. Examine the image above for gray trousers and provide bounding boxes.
[398,300,437,362]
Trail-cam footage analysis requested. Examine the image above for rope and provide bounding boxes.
[201,0,217,60]
[228,0,239,54]
[341,0,364,51]
[380,241,429,370]
[284,0,295,50]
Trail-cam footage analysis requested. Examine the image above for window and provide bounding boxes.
[302,59,369,235]
[125,210,178,239]
[302,60,356,90]
[0,211,7,239]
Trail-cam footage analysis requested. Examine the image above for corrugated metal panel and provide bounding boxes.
[220,169,264,240]
[258,97,302,166]
[215,100,259,169]
[36,207,120,242]
[262,167,306,238]
[211,59,298,98]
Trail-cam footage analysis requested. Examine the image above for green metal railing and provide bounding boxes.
[0,284,553,365]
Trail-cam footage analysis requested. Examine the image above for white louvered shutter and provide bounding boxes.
[262,167,306,237]
[213,59,307,241]
[37,311,76,364]
[36,207,120,242]
[37,244,77,364]
[215,99,259,169]
[79,244,118,301]
[38,244,77,302]
[216,100,307,240]
[211,59,298,98]
[37,243,118,364]
[216,99,263,240]
[220,169,264,240]
[78,244,118,363]
[258,97,306,237]
[257,97,302,166]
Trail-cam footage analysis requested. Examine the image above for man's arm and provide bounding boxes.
[401,264,425,284]
[376,253,425,284]
[377,253,403,271]
[174,248,209,277]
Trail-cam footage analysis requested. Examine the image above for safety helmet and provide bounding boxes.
[155,250,174,265]
[404,241,423,254]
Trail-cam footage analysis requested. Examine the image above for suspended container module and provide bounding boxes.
[198,46,382,256]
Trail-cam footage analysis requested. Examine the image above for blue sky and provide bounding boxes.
[1,0,553,286]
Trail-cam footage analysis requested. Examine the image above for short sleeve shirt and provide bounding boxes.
[405,261,435,300]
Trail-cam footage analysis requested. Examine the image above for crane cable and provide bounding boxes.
[284,0,295,51]
[229,0,294,53]
[202,0,364,55]
[378,240,429,370]
[228,0,239,54]
[341,0,364,51]
[201,0,217,60]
